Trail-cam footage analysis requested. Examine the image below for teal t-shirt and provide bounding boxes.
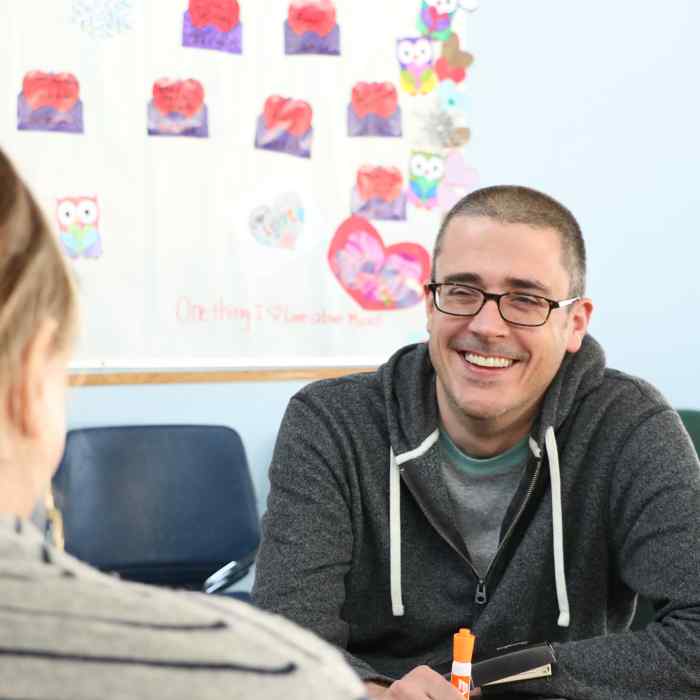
[439,429,529,577]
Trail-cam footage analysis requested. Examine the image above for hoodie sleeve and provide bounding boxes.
[252,392,389,683]
[496,407,700,699]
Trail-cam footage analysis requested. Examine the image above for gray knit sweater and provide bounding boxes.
[0,517,367,700]
[254,335,700,699]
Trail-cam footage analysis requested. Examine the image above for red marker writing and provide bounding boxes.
[451,627,476,698]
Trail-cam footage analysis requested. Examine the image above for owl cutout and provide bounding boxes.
[407,151,445,210]
[56,196,102,258]
[417,0,460,41]
[396,37,437,96]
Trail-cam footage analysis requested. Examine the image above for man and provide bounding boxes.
[253,186,700,699]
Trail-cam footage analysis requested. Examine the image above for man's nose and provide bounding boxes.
[467,298,509,336]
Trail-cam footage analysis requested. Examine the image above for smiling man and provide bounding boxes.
[253,186,700,699]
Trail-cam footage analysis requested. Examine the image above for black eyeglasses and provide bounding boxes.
[426,282,579,327]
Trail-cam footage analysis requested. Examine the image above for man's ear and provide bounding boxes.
[10,319,58,439]
[424,284,435,335]
[565,297,593,353]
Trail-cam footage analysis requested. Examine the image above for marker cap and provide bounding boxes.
[453,627,475,662]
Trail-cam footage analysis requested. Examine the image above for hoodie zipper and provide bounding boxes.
[475,457,542,605]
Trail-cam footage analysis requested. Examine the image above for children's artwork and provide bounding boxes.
[249,192,304,249]
[70,0,132,39]
[17,72,84,134]
[437,150,479,212]
[435,34,473,84]
[254,96,313,158]
[147,78,209,138]
[347,82,401,137]
[182,0,242,54]
[328,216,430,311]
[396,37,437,96]
[56,196,103,258]
[421,109,470,148]
[351,166,406,221]
[407,149,445,209]
[417,0,460,41]
[285,0,340,55]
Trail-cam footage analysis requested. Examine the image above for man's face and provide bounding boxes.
[426,215,592,447]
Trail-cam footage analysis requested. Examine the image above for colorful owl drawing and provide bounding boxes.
[396,37,437,96]
[417,0,459,41]
[56,196,102,258]
[407,150,445,210]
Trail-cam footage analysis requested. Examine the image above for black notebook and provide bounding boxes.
[471,642,556,687]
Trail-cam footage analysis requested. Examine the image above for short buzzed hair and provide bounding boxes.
[433,185,587,296]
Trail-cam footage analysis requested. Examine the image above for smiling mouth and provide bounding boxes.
[463,352,515,369]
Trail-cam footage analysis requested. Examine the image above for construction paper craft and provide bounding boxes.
[147,78,209,137]
[438,80,469,113]
[56,196,102,258]
[420,109,470,148]
[351,166,406,221]
[17,72,84,134]
[408,150,446,210]
[328,216,430,311]
[435,34,473,84]
[396,37,437,96]
[348,82,401,137]
[255,96,313,158]
[437,150,479,211]
[71,0,132,39]
[285,0,340,55]
[249,192,304,249]
[417,0,459,41]
[182,0,242,54]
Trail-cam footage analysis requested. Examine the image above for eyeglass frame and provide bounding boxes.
[425,281,580,327]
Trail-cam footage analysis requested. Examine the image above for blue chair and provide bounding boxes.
[52,424,259,598]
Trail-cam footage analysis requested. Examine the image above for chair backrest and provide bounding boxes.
[53,424,260,588]
[679,409,700,457]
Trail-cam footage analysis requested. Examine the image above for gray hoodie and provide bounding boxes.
[0,517,367,700]
[254,335,700,698]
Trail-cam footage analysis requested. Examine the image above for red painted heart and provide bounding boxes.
[288,0,336,38]
[152,79,205,117]
[435,58,466,83]
[189,0,239,32]
[351,82,398,119]
[22,72,80,112]
[356,166,403,202]
[263,96,313,136]
[328,216,430,311]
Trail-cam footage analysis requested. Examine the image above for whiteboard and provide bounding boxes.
[1,0,478,370]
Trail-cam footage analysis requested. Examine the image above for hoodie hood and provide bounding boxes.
[379,334,607,623]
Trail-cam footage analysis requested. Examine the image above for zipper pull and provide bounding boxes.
[475,579,487,605]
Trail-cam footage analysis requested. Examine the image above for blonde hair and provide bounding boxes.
[0,148,78,384]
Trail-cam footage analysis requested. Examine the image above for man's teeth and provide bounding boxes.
[464,353,514,369]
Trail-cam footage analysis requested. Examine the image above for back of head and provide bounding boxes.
[0,149,78,388]
[434,185,587,296]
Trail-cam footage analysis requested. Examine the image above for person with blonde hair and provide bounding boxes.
[0,147,367,700]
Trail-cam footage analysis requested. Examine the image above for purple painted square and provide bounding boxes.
[351,187,407,221]
[17,94,84,134]
[347,104,402,138]
[147,102,209,138]
[182,10,242,54]
[284,20,340,55]
[254,116,312,158]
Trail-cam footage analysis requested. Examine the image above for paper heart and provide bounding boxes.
[357,166,403,202]
[328,216,430,311]
[435,58,465,83]
[351,82,398,119]
[152,79,205,117]
[249,193,303,250]
[22,72,80,112]
[189,0,239,32]
[440,35,473,69]
[263,96,313,136]
[288,0,336,38]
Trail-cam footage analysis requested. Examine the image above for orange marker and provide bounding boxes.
[451,627,475,698]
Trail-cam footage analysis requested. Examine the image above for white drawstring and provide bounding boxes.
[389,430,440,617]
[530,428,571,627]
